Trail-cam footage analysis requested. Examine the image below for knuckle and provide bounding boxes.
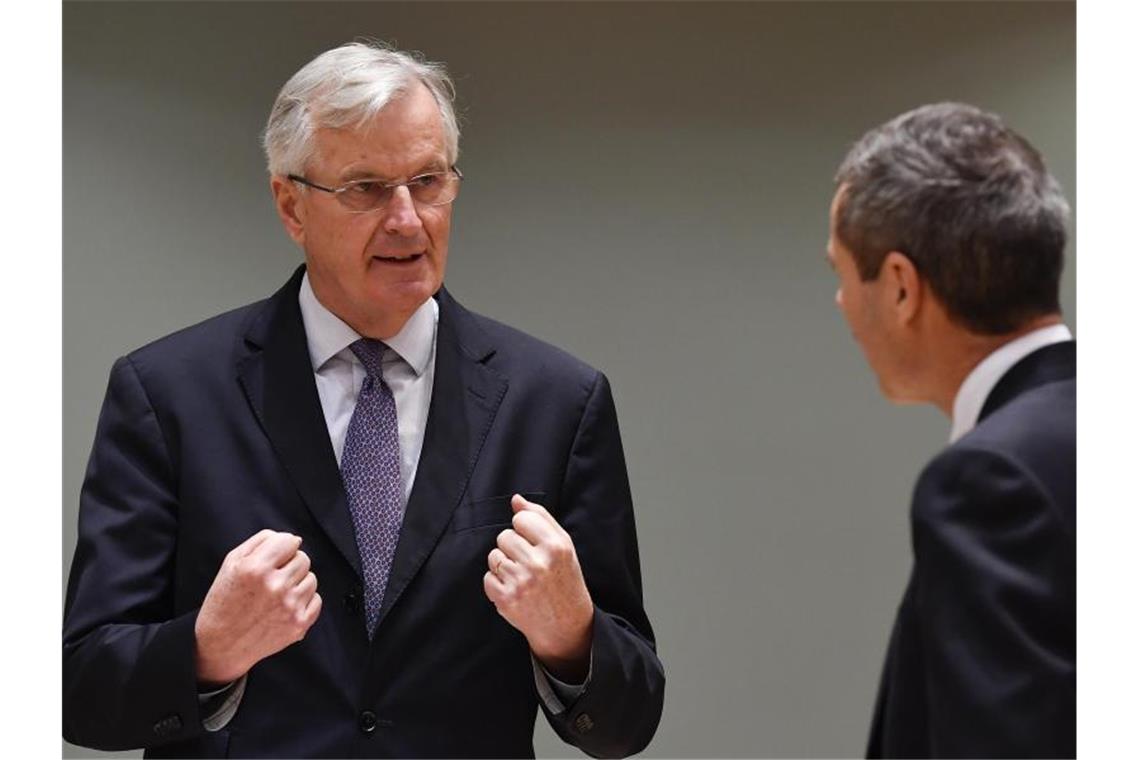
[235,557,259,580]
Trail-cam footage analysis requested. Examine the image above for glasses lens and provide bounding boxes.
[337,171,460,212]
[341,181,392,212]
[408,172,460,206]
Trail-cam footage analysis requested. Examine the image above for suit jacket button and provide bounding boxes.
[574,712,595,734]
[343,589,361,615]
[359,710,378,734]
[152,714,182,737]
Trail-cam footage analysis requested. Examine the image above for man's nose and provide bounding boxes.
[382,186,424,236]
[835,288,843,308]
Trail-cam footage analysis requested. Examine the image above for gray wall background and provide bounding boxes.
[63,2,1075,757]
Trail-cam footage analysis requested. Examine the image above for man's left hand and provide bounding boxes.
[484,494,594,683]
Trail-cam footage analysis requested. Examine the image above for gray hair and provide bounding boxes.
[263,41,459,176]
[834,102,1069,334]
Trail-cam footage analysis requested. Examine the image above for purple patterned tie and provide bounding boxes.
[341,338,404,636]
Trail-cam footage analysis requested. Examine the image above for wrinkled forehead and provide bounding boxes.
[830,184,850,220]
[827,184,850,242]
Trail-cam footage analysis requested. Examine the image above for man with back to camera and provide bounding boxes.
[826,103,1075,758]
[63,41,664,758]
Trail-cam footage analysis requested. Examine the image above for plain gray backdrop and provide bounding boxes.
[63,2,1075,757]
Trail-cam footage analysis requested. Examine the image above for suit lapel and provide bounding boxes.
[979,340,1076,422]
[376,288,507,625]
[236,266,363,577]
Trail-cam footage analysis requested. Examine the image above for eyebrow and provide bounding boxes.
[339,168,382,182]
[339,161,450,183]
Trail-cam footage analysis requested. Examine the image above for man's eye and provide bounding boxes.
[348,182,379,195]
[411,174,439,188]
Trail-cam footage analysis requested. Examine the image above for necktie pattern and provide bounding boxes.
[341,338,404,636]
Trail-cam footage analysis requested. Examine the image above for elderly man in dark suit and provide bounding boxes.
[826,103,1075,759]
[63,41,664,758]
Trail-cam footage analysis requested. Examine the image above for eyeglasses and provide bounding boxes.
[288,167,463,213]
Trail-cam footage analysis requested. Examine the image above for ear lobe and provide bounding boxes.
[270,175,306,246]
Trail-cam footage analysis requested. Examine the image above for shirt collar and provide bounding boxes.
[949,323,1073,443]
[297,271,438,376]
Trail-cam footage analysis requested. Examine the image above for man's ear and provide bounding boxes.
[881,250,922,325]
[270,175,306,247]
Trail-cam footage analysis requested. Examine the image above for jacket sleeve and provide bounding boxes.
[911,447,1076,758]
[63,356,206,750]
[541,370,666,758]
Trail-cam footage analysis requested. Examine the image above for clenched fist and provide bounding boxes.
[484,495,594,682]
[194,530,322,687]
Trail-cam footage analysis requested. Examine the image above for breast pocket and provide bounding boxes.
[450,491,548,533]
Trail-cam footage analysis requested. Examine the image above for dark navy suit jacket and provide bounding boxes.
[868,341,1076,758]
[63,266,665,758]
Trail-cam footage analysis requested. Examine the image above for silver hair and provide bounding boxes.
[834,102,1070,334]
[262,40,459,176]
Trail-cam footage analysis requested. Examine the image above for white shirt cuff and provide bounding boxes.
[530,649,592,715]
[198,673,247,732]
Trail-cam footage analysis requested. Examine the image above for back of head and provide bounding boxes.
[834,102,1069,335]
[262,40,459,177]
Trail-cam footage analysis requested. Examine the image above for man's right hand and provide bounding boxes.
[194,530,322,687]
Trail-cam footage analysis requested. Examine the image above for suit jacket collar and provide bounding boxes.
[978,340,1076,423]
[237,266,507,629]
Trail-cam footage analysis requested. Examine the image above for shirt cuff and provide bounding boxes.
[198,674,247,732]
[530,649,593,715]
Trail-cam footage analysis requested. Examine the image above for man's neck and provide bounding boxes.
[348,312,415,341]
[928,314,1063,417]
[308,280,416,341]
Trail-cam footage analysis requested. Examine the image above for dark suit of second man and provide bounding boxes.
[825,102,1075,758]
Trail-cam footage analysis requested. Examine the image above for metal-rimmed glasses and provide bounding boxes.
[288,167,463,213]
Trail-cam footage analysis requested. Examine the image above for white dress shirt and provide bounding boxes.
[202,273,582,730]
[299,272,437,502]
[949,323,1073,443]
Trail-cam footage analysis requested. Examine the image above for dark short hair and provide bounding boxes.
[834,102,1069,334]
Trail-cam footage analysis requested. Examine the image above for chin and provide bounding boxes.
[878,379,924,406]
[874,372,901,401]
[379,279,437,307]
[355,283,433,327]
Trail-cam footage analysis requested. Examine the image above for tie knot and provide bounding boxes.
[349,338,387,379]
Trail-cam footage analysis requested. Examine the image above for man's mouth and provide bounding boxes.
[372,252,425,264]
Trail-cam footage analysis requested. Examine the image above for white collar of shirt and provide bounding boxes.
[949,323,1073,443]
[297,271,437,376]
